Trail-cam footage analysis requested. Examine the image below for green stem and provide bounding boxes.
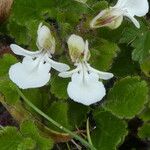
[16,88,96,150]
[86,118,93,146]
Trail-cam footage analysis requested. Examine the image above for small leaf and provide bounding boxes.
[104,77,149,119]
[20,120,53,150]
[45,101,73,132]
[92,109,127,150]
[90,39,119,71]
[7,21,30,45]
[139,107,150,122]
[110,45,139,77]
[138,123,150,140]
[0,127,23,150]
[0,54,18,76]
[17,138,36,150]
[50,74,69,100]
[68,101,89,127]
[120,21,150,64]
[0,76,19,104]
[140,57,150,77]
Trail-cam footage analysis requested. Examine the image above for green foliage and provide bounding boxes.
[110,45,139,77]
[68,101,89,127]
[0,121,53,150]
[138,123,150,139]
[50,75,69,100]
[0,54,18,76]
[0,54,19,104]
[0,127,24,150]
[104,77,148,119]
[90,39,119,71]
[45,101,73,132]
[0,76,19,104]
[120,21,150,64]
[139,107,150,122]
[20,120,53,150]
[92,109,127,150]
[0,0,150,149]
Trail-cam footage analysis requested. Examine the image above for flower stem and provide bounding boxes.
[86,118,93,146]
[16,88,96,150]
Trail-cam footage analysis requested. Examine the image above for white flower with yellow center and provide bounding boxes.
[9,23,70,89]
[90,0,149,29]
[59,34,113,106]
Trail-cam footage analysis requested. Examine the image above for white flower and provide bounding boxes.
[9,23,70,89]
[59,34,113,106]
[90,0,149,29]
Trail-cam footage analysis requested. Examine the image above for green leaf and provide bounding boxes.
[132,31,150,63]
[140,57,150,77]
[10,0,54,24]
[17,138,36,150]
[20,120,53,150]
[139,107,150,122]
[92,109,127,150]
[138,123,150,140]
[50,75,69,100]
[0,127,23,150]
[110,45,139,77]
[23,88,47,111]
[120,21,150,64]
[68,101,89,127]
[104,77,148,119]
[90,39,119,71]
[0,76,19,104]
[0,54,18,76]
[7,21,30,46]
[45,101,73,132]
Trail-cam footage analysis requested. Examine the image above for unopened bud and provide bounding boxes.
[37,23,55,54]
[68,34,90,63]
[90,8,123,29]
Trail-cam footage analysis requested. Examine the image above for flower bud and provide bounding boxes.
[90,8,123,29]
[37,23,55,54]
[67,34,90,63]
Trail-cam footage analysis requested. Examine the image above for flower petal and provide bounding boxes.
[46,56,70,72]
[116,0,149,17]
[67,72,106,105]
[59,67,80,78]
[9,57,51,89]
[87,64,114,80]
[10,44,42,57]
[125,14,140,28]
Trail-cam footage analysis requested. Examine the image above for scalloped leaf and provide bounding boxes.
[90,39,119,71]
[20,120,53,150]
[138,123,150,140]
[0,76,19,104]
[50,74,69,100]
[92,109,127,150]
[120,21,150,64]
[45,101,73,132]
[110,45,139,77]
[0,54,18,76]
[104,77,148,119]
[0,127,23,150]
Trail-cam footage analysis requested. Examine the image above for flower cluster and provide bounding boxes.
[9,0,149,105]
